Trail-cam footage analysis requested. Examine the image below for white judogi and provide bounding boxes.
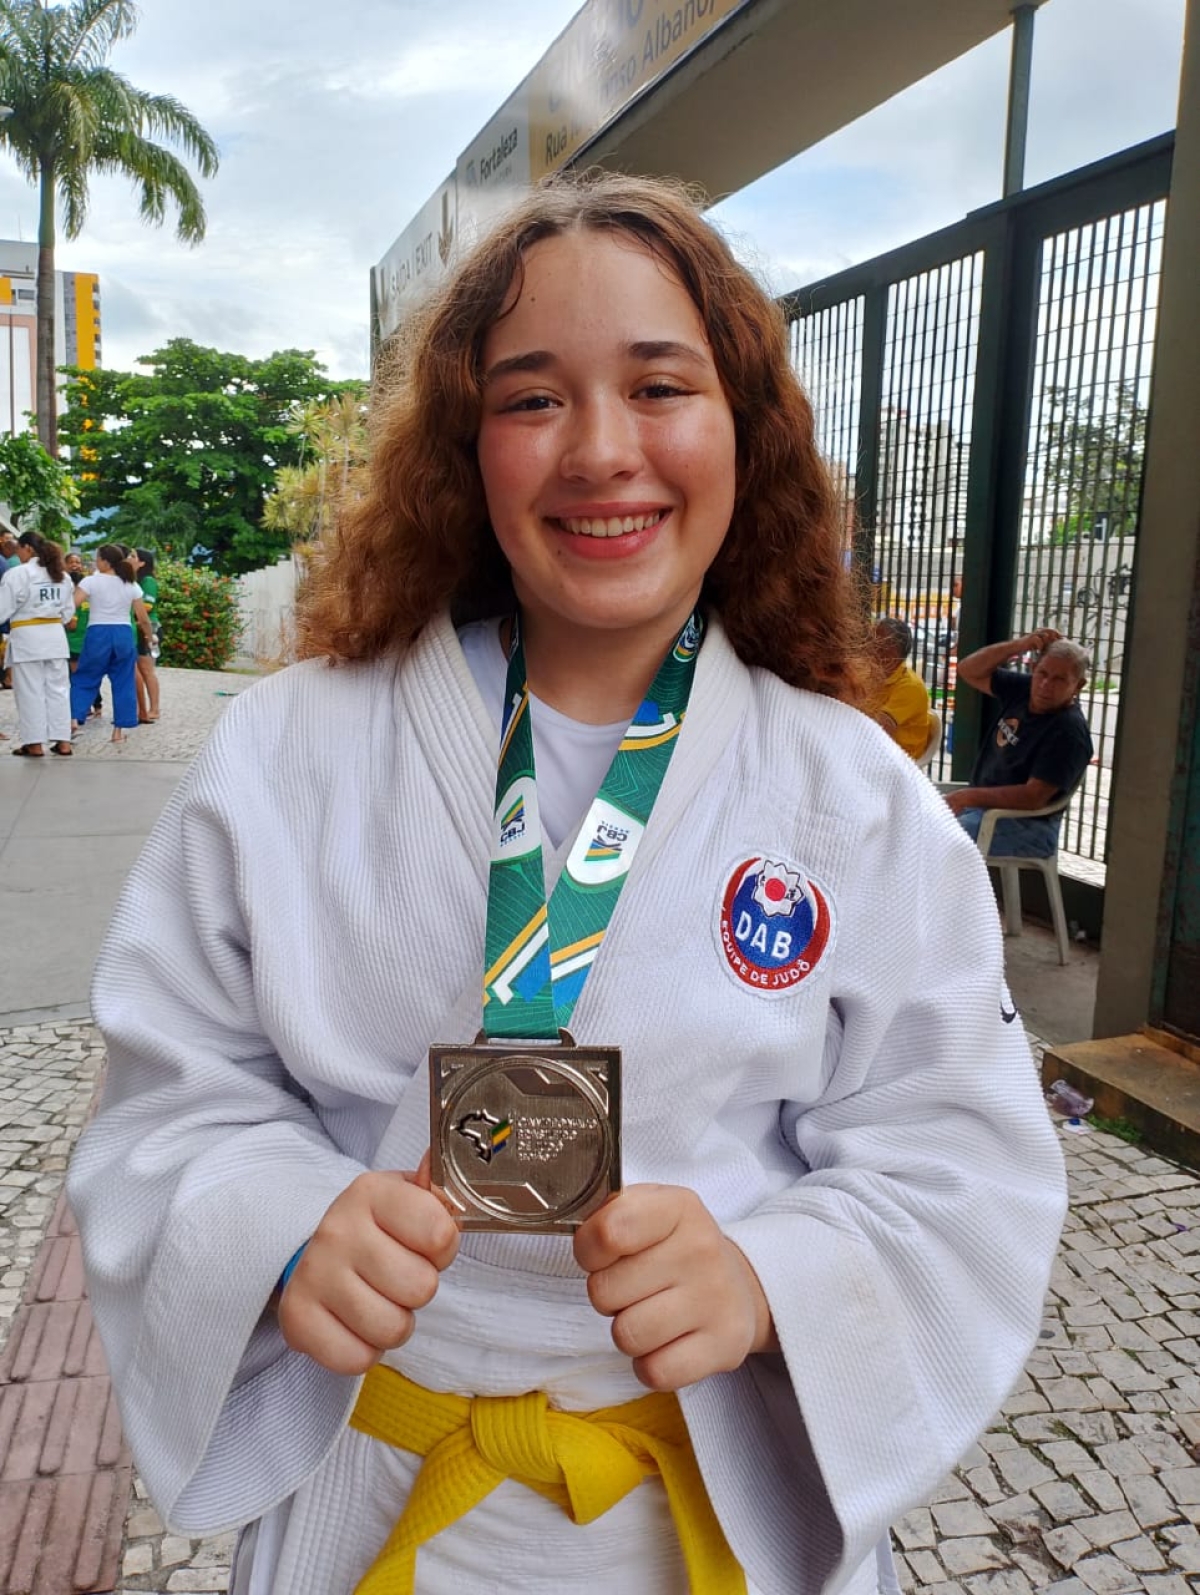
[0,558,74,745]
[68,614,1067,1595]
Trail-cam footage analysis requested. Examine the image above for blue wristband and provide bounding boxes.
[278,1242,308,1294]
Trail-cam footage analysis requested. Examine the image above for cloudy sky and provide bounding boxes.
[0,0,1185,380]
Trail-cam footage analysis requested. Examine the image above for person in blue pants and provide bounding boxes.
[70,545,153,744]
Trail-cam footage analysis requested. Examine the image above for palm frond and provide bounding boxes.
[0,65,42,181]
[92,128,207,242]
[58,157,90,238]
[64,0,138,73]
[133,92,219,177]
[44,78,102,157]
[74,66,145,140]
[0,1,45,68]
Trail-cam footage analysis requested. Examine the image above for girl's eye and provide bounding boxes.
[637,381,689,400]
[500,393,558,413]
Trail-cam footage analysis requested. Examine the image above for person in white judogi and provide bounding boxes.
[0,531,76,757]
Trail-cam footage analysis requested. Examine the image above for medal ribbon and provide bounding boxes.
[482,611,704,1039]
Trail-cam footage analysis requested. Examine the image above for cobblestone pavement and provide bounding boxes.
[0,1015,1195,1593]
[0,664,257,765]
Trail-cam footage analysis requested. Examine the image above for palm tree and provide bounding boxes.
[0,0,218,454]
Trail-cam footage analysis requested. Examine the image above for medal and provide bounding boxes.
[430,1030,620,1232]
[430,611,703,1231]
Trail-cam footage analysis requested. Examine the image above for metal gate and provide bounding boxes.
[780,133,1172,876]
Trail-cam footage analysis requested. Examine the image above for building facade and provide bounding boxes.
[0,241,101,435]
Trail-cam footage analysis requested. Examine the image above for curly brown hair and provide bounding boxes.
[299,169,872,702]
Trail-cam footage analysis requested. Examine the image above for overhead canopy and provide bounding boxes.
[583,0,1047,199]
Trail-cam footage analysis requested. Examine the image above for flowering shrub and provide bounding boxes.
[153,560,242,671]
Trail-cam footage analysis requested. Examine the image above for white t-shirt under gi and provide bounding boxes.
[458,619,628,848]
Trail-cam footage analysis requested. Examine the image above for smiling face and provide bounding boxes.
[476,229,737,663]
[1029,651,1084,714]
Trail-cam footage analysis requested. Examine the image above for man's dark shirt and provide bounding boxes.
[970,668,1093,798]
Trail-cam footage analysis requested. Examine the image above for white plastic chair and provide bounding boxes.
[974,789,1076,965]
[913,709,941,770]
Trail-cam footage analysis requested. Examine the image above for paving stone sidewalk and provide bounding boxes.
[0,666,256,1592]
[0,664,257,764]
[2,1016,1198,1594]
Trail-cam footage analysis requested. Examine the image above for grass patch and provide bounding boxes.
[1088,1113,1144,1144]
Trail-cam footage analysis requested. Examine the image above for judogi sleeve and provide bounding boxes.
[67,698,367,1533]
[0,565,24,625]
[684,784,1067,1595]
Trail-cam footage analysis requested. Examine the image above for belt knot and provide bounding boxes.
[349,1363,745,1595]
[470,1388,648,1516]
[469,1388,556,1482]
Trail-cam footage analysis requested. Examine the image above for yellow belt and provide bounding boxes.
[349,1364,746,1594]
[10,616,62,627]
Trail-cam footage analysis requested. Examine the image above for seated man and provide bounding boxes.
[870,617,933,759]
[945,626,1093,857]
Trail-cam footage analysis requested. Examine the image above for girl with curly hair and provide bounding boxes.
[71,172,1064,1595]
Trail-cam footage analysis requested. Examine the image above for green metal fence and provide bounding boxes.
[780,134,1172,873]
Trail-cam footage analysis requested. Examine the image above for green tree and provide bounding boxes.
[0,428,78,539]
[0,0,218,455]
[103,483,201,564]
[1041,380,1148,544]
[59,339,356,573]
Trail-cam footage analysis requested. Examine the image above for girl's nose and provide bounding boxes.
[559,396,641,481]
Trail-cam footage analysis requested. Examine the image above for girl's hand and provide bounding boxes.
[574,1184,776,1391]
[278,1157,459,1376]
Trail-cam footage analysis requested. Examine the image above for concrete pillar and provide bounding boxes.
[1094,0,1200,1037]
[1003,4,1037,197]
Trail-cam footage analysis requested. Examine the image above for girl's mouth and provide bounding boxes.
[552,509,668,539]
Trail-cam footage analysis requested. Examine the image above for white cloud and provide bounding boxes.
[345,37,558,102]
